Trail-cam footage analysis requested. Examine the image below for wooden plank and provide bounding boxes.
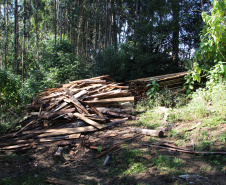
[22,126,97,135]
[5,111,28,135]
[64,88,90,115]
[40,108,76,119]
[72,113,105,129]
[88,104,105,117]
[52,102,69,112]
[73,89,87,99]
[64,96,89,115]
[96,107,126,113]
[84,96,134,104]
[39,134,80,142]
[84,115,107,122]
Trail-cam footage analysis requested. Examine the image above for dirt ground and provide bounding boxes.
[0,122,225,185]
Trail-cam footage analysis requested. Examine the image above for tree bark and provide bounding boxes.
[60,0,62,43]
[172,0,180,64]
[14,0,19,74]
[4,0,9,69]
[104,0,109,49]
[54,0,57,47]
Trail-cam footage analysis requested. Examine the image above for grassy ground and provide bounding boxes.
[0,83,225,184]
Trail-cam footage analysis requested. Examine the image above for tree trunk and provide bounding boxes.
[54,0,57,47]
[60,0,62,43]
[172,0,180,64]
[134,0,140,46]
[4,0,9,69]
[104,0,109,49]
[14,0,19,74]
[22,0,26,82]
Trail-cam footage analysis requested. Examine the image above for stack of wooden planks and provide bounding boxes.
[0,75,135,151]
[129,71,189,101]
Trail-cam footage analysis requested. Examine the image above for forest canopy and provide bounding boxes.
[0,0,224,108]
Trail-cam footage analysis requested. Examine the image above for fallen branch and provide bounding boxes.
[144,144,226,155]
[184,122,201,132]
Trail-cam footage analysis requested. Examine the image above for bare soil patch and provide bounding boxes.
[0,121,225,185]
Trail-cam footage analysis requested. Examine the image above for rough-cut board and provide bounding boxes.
[129,71,189,101]
[84,97,134,104]
[72,113,105,129]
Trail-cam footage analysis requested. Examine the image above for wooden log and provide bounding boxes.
[131,128,164,137]
[84,96,134,104]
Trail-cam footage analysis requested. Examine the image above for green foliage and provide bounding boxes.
[196,0,226,68]
[40,40,79,84]
[0,70,22,110]
[207,62,226,88]
[150,155,184,173]
[146,78,160,99]
[184,62,202,94]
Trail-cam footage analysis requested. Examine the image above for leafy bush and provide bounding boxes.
[0,70,22,110]
[196,0,226,68]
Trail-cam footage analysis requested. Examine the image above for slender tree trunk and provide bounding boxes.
[54,0,57,47]
[172,0,180,64]
[134,0,140,46]
[60,0,62,43]
[104,0,109,49]
[0,4,3,69]
[112,0,117,49]
[14,0,19,74]
[35,15,39,65]
[4,0,9,69]
[22,0,27,82]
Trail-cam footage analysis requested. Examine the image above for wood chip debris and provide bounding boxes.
[0,75,136,151]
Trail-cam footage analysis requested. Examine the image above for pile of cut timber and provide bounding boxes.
[0,75,135,151]
[129,71,189,101]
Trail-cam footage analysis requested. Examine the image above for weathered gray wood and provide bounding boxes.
[131,128,164,137]
[84,96,134,104]
[23,126,97,135]
[72,113,105,129]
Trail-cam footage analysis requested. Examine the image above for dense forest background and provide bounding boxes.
[0,0,213,108]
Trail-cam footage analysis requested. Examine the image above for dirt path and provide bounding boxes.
[0,122,225,185]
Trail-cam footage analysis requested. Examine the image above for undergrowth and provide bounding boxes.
[136,81,226,153]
